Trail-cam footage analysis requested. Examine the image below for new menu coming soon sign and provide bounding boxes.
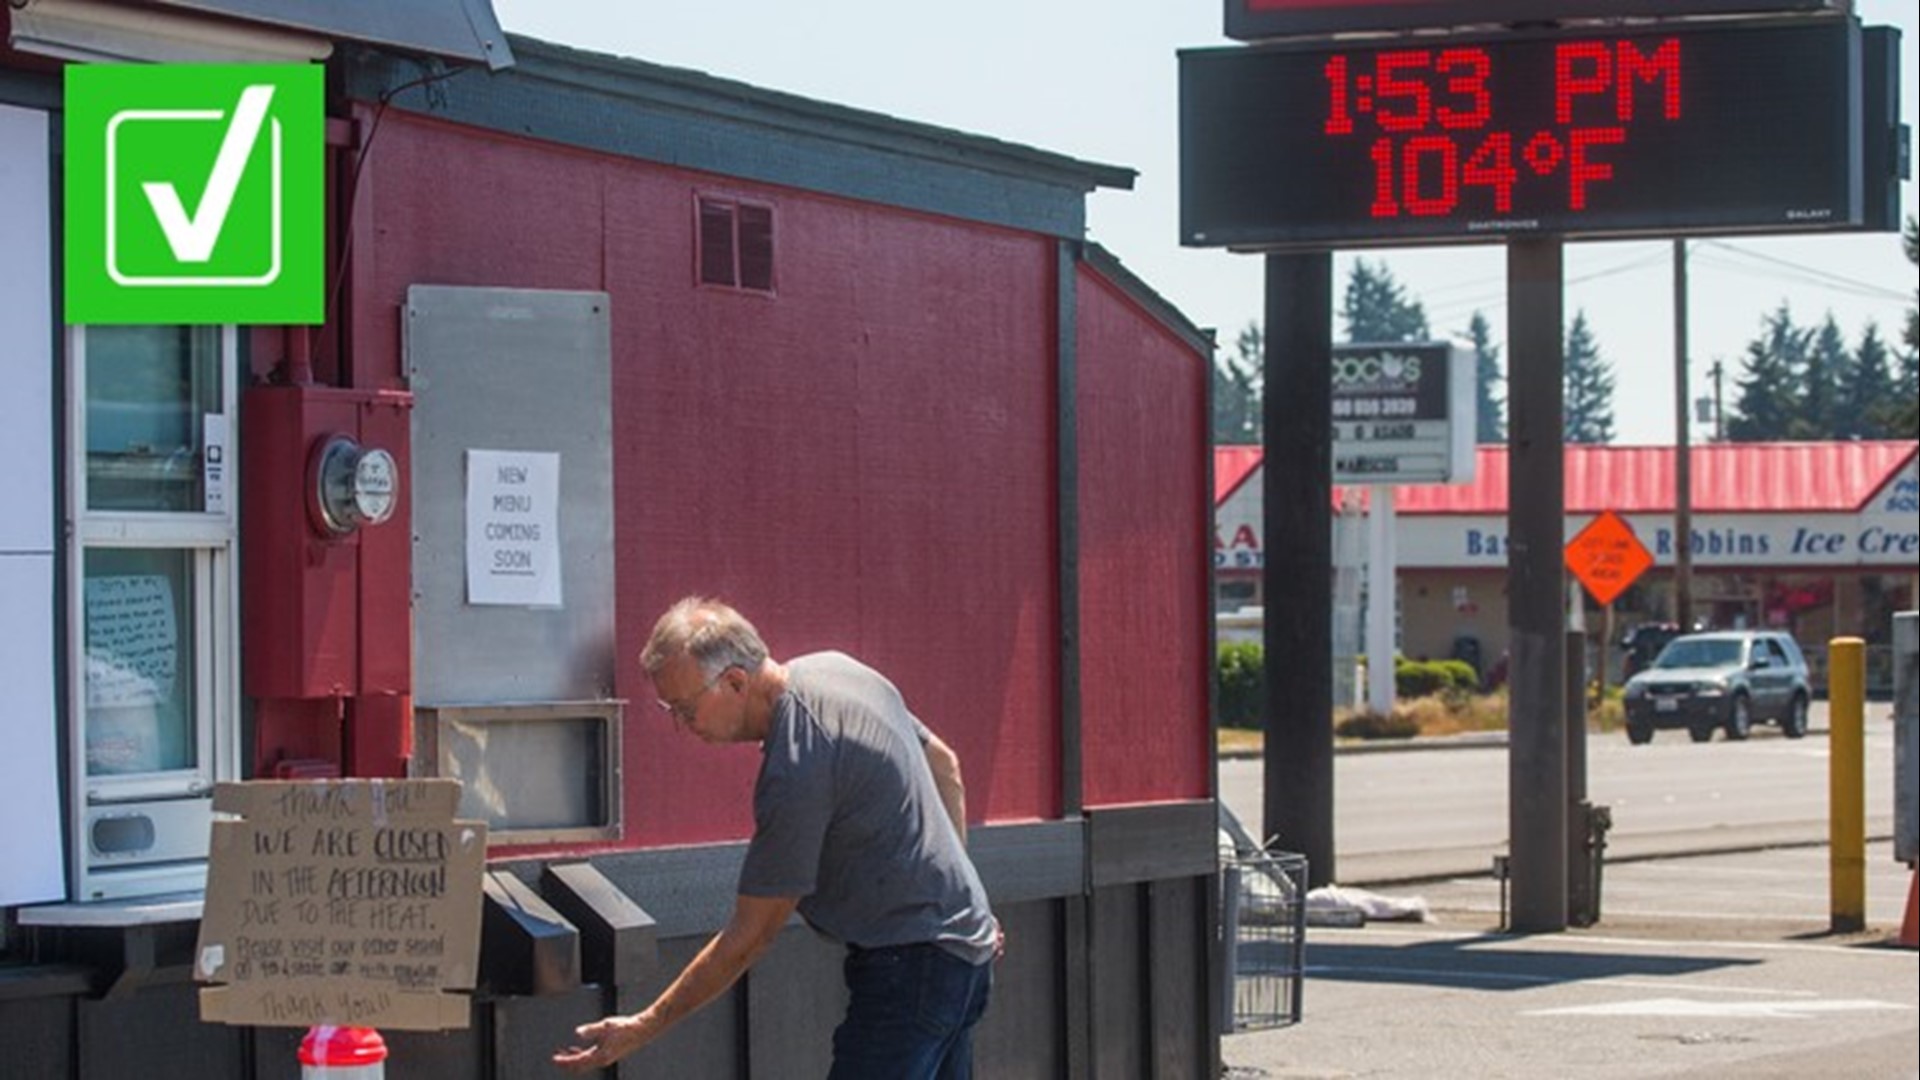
[196,780,486,1031]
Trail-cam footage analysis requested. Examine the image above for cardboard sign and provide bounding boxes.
[1565,510,1655,607]
[196,780,486,1030]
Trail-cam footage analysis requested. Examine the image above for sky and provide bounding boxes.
[489,1,1918,446]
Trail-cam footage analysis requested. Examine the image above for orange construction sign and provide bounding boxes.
[1564,510,1654,607]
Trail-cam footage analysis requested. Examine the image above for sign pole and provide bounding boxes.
[1262,250,1335,886]
[1366,486,1397,712]
[1507,237,1569,933]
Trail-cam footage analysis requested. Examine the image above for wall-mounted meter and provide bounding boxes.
[311,435,398,536]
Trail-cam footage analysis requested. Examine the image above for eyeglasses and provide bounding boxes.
[657,665,738,724]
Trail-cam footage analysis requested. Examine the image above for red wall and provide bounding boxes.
[360,112,1061,847]
[1074,267,1211,806]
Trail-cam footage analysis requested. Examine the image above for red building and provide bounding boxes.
[1,5,1216,1076]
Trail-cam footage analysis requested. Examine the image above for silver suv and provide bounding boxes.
[1622,631,1812,745]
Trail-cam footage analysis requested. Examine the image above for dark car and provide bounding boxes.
[1619,621,1682,682]
[1621,630,1812,745]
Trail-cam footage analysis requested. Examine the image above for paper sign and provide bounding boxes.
[465,449,562,607]
[196,780,486,1031]
[85,574,176,707]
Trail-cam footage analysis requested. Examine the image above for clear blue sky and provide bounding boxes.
[491,1,1918,446]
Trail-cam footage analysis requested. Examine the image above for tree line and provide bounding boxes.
[1213,216,1920,445]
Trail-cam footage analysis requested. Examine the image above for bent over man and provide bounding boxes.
[554,597,997,1079]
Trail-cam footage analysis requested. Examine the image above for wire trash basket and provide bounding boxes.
[1219,848,1307,1032]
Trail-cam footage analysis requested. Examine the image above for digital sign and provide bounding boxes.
[1181,18,1902,250]
[1225,0,1843,41]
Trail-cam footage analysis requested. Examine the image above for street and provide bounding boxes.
[1219,701,1900,884]
[1218,699,1919,1079]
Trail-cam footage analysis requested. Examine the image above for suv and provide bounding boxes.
[1621,630,1811,745]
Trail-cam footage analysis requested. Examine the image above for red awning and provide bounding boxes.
[1216,441,1917,515]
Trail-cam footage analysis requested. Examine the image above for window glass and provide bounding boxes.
[85,325,222,512]
[83,548,196,776]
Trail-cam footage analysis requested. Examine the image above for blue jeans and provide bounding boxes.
[828,943,992,1080]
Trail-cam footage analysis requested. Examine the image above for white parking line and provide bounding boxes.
[1526,998,1912,1018]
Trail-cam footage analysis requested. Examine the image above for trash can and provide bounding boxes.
[1219,850,1307,1032]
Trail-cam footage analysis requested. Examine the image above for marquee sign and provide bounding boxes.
[1181,17,1902,249]
[1330,341,1474,485]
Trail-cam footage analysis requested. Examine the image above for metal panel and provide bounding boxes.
[78,982,246,1080]
[1088,802,1218,889]
[1894,611,1917,864]
[973,899,1067,1080]
[1146,878,1209,1079]
[407,286,616,707]
[1089,885,1148,1079]
[746,930,844,1078]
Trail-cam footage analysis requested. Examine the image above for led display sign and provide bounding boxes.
[1225,0,1843,41]
[1181,18,1899,249]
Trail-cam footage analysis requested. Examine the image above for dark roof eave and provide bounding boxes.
[500,34,1137,196]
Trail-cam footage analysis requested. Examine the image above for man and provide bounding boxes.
[554,597,998,1078]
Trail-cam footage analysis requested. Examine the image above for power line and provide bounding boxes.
[1697,239,1911,302]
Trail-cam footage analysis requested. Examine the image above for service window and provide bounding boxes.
[67,325,238,900]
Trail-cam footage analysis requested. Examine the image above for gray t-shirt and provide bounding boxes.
[737,652,996,965]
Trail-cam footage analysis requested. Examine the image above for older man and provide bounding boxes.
[555,597,997,1078]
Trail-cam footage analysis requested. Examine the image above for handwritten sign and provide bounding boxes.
[1564,510,1655,607]
[84,574,176,707]
[197,780,486,1031]
[465,448,562,606]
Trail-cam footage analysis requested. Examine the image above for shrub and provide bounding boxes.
[1394,657,1479,698]
[1335,709,1420,740]
[1216,642,1266,729]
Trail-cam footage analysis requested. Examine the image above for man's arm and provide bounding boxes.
[553,893,799,1072]
[922,730,968,846]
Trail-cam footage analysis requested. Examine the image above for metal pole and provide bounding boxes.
[1367,487,1397,713]
[1262,251,1335,886]
[1708,359,1725,442]
[1830,636,1867,933]
[1673,239,1694,631]
[1508,237,1569,933]
[1566,628,1594,926]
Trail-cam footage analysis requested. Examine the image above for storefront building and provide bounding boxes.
[1217,441,1919,688]
[2,4,1217,1076]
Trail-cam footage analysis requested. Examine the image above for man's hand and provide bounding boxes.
[553,1011,656,1073]
[550,894,796,1072]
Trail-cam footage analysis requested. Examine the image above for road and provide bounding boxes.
[1220,701,1901,884]
[1217,698,1919,1080]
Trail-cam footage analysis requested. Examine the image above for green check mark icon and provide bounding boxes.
[142,83,275,264]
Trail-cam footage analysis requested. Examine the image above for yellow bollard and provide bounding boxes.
[1829,637,1866,933]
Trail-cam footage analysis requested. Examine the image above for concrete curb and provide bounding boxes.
[1219,722,1843,761]
[1337,822,1896,888]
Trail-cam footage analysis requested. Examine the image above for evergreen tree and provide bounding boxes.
[1839,323,1895,439]
[1727,304,1810,442]
[1342,258,1430,343]
[1467,310,1505,443]
[1895,216,1919,436]
[1212,321,1263,445]
[1789,315,1847,440]
[1562,311,1615,444]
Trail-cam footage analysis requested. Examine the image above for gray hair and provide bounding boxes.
[641,596,769,679]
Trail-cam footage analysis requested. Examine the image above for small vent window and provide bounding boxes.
[696,195,775,294]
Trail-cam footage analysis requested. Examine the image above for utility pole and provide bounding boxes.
[1672,240,1693,631]
[1708,359,1725,442]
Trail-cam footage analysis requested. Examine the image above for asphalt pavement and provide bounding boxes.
[1218,708,1919,1080]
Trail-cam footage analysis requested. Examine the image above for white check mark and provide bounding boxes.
[142,84,275,264]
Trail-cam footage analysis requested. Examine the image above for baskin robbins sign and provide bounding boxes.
[64,64,323,325]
